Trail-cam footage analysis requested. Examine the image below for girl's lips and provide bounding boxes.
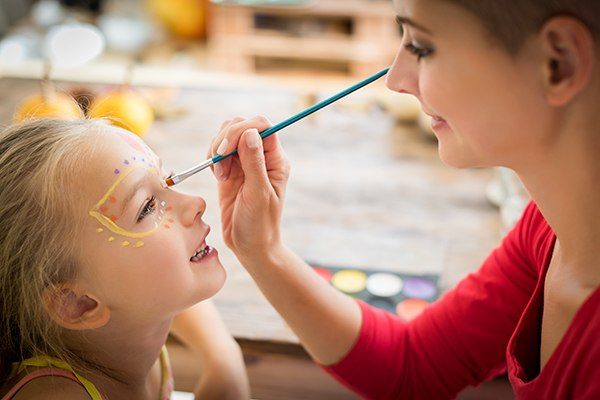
[190,246,218,264]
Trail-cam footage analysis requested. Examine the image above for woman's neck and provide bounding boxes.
[65,314,172,398]
[517,119,600,286]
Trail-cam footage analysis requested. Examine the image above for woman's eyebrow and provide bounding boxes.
[396,15,433,34]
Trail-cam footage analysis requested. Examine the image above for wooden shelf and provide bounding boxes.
[208,0,400,76]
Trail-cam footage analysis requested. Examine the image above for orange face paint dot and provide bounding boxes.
[109,196,117,203]
[165,206,173,212]
[164,224,171,229]
[100,206,109,213]
[109,215,118,222]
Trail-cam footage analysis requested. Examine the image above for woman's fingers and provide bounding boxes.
[211,116,273,180]
[215,116,272,156]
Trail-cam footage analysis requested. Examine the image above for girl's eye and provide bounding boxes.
[137,196,157,223]
[405,42,433,60]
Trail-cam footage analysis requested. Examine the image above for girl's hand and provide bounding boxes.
[208,116,290,266]
[170,301,249,400]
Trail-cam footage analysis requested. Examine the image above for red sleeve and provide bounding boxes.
[323,202,553,399]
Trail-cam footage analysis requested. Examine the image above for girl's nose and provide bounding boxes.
[386,46,420,96]
[176,193,207,227]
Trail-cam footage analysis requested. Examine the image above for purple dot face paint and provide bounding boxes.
[114,169,121,175]
[402,277,437,299]
[124,160,130,165]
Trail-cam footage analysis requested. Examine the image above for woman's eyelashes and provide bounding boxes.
[405,41,434,60]
[137,195,157,223]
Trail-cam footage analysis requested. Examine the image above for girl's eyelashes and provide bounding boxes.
[137,195,157,223]
[405,42,434,60]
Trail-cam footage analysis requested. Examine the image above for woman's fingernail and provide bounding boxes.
[216,138,229,155]
[245,129,260,149]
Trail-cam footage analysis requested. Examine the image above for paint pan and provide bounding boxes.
[309,263,440,317]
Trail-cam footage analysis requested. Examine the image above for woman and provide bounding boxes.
[207,0,600,398]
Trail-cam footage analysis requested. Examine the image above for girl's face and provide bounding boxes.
[389,0,555,169]
[78,128,225,324]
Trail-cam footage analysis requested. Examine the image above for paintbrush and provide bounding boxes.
[164,67,390,188]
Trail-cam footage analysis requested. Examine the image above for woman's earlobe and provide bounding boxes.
[541,17,595,106]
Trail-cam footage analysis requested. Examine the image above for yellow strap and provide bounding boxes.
[16,356,103,400]
[159,346,171,399]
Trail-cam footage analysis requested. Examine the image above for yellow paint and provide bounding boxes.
[122,241,131,247]
[96,228,103,233]
[89,165,161,239]
[134,241,145,248]
[108,237,115,242]
[331,270,367,294]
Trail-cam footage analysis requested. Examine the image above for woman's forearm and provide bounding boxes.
[239,245,362,366]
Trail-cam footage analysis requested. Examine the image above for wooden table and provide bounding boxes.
[0,77,510,399]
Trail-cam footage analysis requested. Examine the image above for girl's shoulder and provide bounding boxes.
[2,369,90,400]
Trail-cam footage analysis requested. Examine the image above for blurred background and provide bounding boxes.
[0,1,526,399]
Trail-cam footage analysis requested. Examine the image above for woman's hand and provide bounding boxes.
[208,116,290,265]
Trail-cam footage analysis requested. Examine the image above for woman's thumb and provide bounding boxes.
[238,129,270,189]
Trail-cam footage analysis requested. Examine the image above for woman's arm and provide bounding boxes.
[170,300,249,400]
[207,117,363,365]
[208,117,545,399]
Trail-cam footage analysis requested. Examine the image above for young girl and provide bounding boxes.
[0,119,249,399]
[205,0,599,399]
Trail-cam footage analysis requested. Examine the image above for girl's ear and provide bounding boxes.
[539,16,595,106]
[43,284,110,330]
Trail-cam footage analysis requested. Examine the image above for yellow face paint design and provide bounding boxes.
[89,160,173,248]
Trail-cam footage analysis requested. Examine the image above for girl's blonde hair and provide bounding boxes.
[0,118,105,383]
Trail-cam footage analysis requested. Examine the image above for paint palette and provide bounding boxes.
[310,263,440,320]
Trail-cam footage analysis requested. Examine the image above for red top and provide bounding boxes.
[323,202,600,399]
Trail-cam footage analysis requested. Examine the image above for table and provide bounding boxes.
[0,76,507,399]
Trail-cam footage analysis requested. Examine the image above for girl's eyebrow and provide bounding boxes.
[121,172,153,215]
[396,15,433,34]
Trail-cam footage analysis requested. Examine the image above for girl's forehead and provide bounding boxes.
[81,130,160,200]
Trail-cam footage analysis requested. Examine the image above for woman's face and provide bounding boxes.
[77,128,225,324]
[389,0,555,168]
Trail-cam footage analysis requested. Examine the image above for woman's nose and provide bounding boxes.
[175,193,206,227]
[386,46,420,96]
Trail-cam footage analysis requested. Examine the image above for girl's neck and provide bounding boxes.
[517,121,600,286]
[66,315,172,398]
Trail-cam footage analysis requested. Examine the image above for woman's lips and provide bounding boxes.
[429,115,448,131]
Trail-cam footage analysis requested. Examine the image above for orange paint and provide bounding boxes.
[100,206,109,213]
[109,215,118,222]
[396,299,430,321]
[164,224,171,229]
[109,196,117,203]
[165,206,173,212]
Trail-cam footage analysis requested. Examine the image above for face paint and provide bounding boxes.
[89,156,173,249]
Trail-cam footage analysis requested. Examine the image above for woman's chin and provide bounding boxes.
[438,143,482,169]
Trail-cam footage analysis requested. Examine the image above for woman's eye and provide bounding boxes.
[405,42,433,60]
[137,196,157,222]
[395,17,405,38]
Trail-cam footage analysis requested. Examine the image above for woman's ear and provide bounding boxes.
[43,284,110,330]
[539,16,595,106]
